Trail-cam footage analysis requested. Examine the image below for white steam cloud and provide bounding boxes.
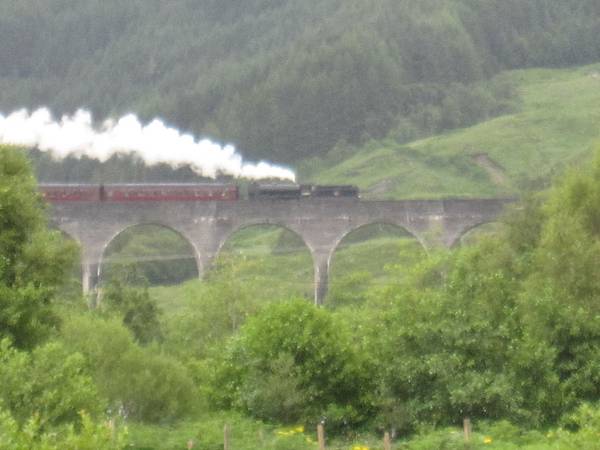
[0,108,295,181]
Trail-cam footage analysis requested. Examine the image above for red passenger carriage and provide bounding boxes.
[39,184,101,202]
[38,184,239,202]
[103,184,239,201]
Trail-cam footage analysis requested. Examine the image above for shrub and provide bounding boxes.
[61,314,196,422]
[218,300,372,428]
[0,339,103,429]
[101,275,163,345]
[0,408,127,450]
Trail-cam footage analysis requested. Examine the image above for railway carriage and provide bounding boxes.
[39,184,101,202]
[39,183,239,202]
[102,184,239,201]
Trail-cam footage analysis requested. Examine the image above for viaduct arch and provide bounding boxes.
[98,222,202,286]
[328,221,426,267]
[48,197,515,304]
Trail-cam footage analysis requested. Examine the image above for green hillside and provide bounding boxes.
[308,64,600,198]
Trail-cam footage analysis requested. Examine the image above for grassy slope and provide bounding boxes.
[308,64,600,199]
[149,231,425,313]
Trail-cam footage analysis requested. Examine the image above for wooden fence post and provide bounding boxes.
[463,417,472,444]
[317,423,326,450]
[383,431,392,450]
[224,423,230,450]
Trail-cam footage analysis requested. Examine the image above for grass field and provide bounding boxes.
[307,64,600,199]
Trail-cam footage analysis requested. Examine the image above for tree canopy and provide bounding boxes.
[0,146,77,348]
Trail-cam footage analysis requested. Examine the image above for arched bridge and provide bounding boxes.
[49,197,515,304]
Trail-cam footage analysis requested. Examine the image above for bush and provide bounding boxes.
[101,275,163,345]
[217,300,372,428]
[0,339,103,429]
[161,262,262,360]
[0,408,127,450]
[60,314,196,422]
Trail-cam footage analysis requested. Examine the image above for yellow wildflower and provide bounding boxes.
[483,436,493,444]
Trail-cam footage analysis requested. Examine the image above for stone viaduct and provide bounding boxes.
[48,197,515,304]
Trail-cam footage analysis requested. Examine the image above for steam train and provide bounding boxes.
[38,183,359,202]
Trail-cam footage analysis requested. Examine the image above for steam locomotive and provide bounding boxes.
[38,183,359,202]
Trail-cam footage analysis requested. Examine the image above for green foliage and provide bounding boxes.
[326,271,373,309]
[240,354,307,424]
[369,252,522,430]
[369,238,553,429]
[60,314,195,423]
[0,339,102,429]
[161,267,261,360]
[218,300,372,428]
[363,149,600,432]
[0,146,77,348]
[516,158,600,408]
[214,225,314,299]
[0,408,127,450]
[327,225,428,308]
[127,412,316,450]
[101,274,163,345]
[400,407,600,450]
[114,345,196,423]
[125,406,600,449]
